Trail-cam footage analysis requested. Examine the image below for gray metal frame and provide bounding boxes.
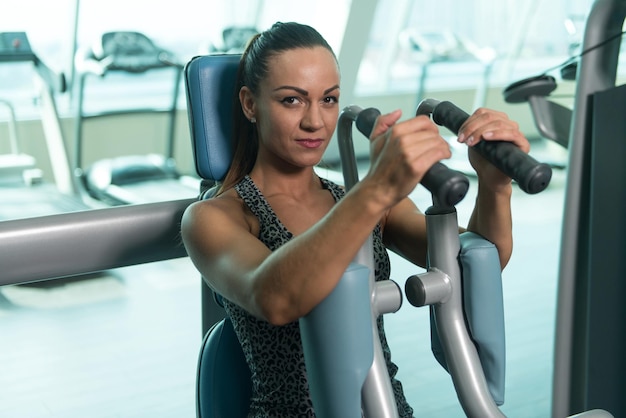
[417,206,504,418]
[0,198,192,286]
[553,0,626,416]
[337,105,402,418]
[337,104,503,417]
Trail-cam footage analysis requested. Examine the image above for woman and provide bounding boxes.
[182,22,529,418]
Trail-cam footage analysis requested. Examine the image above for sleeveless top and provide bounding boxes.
[224,175,414,418]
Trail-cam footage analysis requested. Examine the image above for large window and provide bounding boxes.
[0,0,353,215]
[0,0,605,120]
[357,0,598,95]
[0,0,351,120]
[2,1,623,417]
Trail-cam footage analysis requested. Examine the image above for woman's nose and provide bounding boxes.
[301,104,324,131]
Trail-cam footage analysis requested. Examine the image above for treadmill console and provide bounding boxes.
[90,31,178,73]
[0,32,36,63]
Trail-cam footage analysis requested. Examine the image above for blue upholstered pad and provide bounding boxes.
[431,231,506,405]
[300,263,373,417]
[196,317,251,418]
[184,54,241,181]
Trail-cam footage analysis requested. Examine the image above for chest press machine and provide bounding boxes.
[183,53,610,418]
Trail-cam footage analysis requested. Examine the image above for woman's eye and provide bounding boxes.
[324,96,338,105]
[281,97,300,105]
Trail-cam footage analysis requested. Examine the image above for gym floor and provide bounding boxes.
[0,142,567,418]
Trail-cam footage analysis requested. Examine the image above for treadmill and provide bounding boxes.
[0,32,89,221]
[73,31,200,206]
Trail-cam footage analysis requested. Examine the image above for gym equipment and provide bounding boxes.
[503,74,572,149]
[502,14,609,151]
[348,98,554,417]
[185,55,596,418]
[0,32,88,220]
[203,26,259,54]
[185,52,614,418]
[0,98,39,186]
[73,31,200,206]
[505,2,626,414]
[399,30,498,175]
[549,0,626,416]
[399,30,496,110]
[335,105,501,418]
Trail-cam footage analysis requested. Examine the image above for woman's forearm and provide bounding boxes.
[466,182,514,269]
[252,180,388,324]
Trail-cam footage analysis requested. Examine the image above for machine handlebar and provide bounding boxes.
[428,100,552,194]
[355,107,470,207]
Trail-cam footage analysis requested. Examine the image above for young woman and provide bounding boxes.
[182,21,529,418]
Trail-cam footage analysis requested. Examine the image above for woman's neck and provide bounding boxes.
[248,165,322,199]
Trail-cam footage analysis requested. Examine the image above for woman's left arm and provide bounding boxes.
[460,107,530,269]
[383,108,529,270]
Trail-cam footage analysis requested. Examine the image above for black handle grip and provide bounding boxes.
[354,107,381,137]
[355,107,469,207]
[431,101,553,194]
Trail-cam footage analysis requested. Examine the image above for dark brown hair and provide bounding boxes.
[217,22,337,194]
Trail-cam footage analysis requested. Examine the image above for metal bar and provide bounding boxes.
[336,105,400,417]
[426,207,505,418]
[337,104,363,190]
[553,1,626,416]
[0,198,193,286]
[0,99,19,153]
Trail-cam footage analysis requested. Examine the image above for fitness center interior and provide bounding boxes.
[1,0,624,417]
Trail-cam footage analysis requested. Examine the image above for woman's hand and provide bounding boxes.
[364,109,452,208]
[457,107,530,192]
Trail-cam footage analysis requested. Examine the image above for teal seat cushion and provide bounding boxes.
[430,231,506,405]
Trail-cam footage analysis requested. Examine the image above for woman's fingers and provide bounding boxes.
[457,108,530,153]
[369,109,403,139]
[366,114,451,204]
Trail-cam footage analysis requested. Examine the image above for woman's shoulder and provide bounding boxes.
[184,187,257,234]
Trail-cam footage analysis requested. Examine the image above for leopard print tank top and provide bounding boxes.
[224,175,414,418]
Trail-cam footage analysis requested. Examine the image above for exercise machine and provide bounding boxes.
[183,54,487,417]
[550,0,626,416]
[400,30,498,174]
[339,99,550,418]
[504,1,626,415]
[73,31,200,206]
[503,73,572,149]
[185,53,613,417]
[202,26,259,54]
[0,31,88,220]
[0,98,39,186]
[502,18,592,151]
[399,30,496,111]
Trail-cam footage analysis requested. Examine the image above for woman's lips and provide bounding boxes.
[296,139,324,148]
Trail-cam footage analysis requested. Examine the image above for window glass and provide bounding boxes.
[0,0,351,120]
[0,0,75,118]
[357,0,600,95]
[0,0,352,217]
[1,1,623,417]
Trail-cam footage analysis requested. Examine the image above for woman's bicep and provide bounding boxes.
[181,201,270,316]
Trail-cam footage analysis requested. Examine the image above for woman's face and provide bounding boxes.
[243,46,340,170]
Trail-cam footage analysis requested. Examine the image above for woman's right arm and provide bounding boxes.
[181,185,389,326]
[181,110,450,326]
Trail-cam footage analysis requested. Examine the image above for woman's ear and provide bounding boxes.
[239,86,256,122]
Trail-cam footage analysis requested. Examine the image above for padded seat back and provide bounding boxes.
[196,318,252,418]
[184,54,251,418]
[184,54,241,183]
